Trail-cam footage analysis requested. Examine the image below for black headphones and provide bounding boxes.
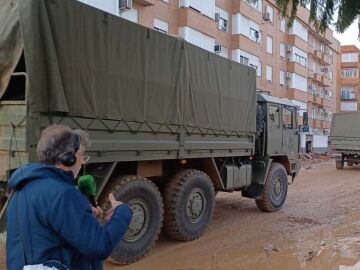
[58,133,81,167]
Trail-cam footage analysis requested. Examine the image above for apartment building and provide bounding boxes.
[78,0,340,153]
[338,45,360,113]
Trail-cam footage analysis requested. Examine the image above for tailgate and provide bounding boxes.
[0,101,28,181]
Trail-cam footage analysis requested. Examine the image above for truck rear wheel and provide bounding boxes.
[100,176,163,264]
[256,163,288,212]
[347,161,354,167]
[336,160,344,170]
[163,170,215,241]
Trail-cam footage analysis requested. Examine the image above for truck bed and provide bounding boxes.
[330,112,360,152]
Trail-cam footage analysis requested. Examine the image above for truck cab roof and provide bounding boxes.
[257,93,295,108]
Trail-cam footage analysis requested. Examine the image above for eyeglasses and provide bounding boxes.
[77,152,90,164]
[82,154,90,164]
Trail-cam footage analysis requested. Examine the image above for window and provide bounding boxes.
[283,107,293,129]
[280,17,285,32]
[265,5,274,23]
[218,17,228,32]
[240,55,249,65]
[154,18,168,34]
[341,69,358,78]
[266,65,272,82]
[244,0,260,10]
[341,102,357,111]
[280,43,285,58]
[342,53,358,62]
[269,105,280,127]
[312,107,317,119]
[320,42,325,53]
[250,63,258,72]
[341,87,356,100]
[250,28,260,43]
[280,71,285,86]
[266,36,273,54]
[294,53,307,66]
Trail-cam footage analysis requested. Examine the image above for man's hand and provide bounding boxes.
[105,193,124,222]
[91,205,103,223]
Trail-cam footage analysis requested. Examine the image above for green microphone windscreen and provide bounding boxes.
[78,175,96,197]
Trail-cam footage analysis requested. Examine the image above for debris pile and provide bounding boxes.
[300,153,330,169]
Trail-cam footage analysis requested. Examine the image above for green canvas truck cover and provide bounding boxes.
[330,112,360,139]
[0,0,256,134]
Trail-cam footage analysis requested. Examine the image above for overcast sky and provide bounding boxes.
[332,22,360,49]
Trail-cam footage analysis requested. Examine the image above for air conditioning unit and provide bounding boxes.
[286,72,291,79]
[119,0,132,12]
[215,12,221,22]
[263,12,270,21]
[285,45,292,52]
[214,44,222,53]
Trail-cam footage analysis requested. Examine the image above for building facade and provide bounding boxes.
[78,0,340,153]
[338,45,360,113]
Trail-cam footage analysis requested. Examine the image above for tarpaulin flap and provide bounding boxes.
[7,0,256,133]
[0,0,23,98]
[331,112,360,138]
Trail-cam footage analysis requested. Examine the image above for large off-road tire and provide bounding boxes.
[100,176,163,264]
[256,163,288,212]
[163,169,215,241]
[336,160,344,170]
[347,161,354,167]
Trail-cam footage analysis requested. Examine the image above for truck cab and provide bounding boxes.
[256,94,301,178]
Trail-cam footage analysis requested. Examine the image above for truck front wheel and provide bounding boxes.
[163,169,215,241]
[100,176,163,264]
[255,163,288,212]
[336,160,344,170]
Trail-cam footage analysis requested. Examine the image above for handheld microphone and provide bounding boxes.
[78,175,97,207]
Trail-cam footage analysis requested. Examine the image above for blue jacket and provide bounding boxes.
[6,163,133,270]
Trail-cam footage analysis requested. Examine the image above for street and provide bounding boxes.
[106,160,360,270]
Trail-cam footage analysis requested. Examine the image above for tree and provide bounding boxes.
[275,0,360,34]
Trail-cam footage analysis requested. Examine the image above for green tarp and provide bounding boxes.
[330,112,360,138]
[0,0,256,133]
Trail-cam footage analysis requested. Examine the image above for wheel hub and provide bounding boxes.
[124,199,150,242]
[273,178,282,198]
[186,188,206,223]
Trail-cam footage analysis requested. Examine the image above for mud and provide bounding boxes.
[2,160,360,270]
[106,161,360,270]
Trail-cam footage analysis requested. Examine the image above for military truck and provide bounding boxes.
[0,0,301,264]
[330,112,360,169]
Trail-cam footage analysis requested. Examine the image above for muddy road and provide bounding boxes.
[106,161,360,270]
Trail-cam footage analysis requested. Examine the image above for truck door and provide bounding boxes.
[282,106,299,158]
[267,104,282,155]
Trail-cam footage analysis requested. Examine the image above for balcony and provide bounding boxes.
[233,1,262,25]
[287,88,308,103]
[307,91,314,103]
[313,50,323,61]
[322,121,331,129]
[308,69,314,78]
[287,62,308,78]
[133,0,155,5]
[313,72,322,83]
[321,75,331,86]
[321,98,331,108]
[178,8,217,37]
[322,53,332,65]
[309,46,315,54]
[288,35,308,52]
